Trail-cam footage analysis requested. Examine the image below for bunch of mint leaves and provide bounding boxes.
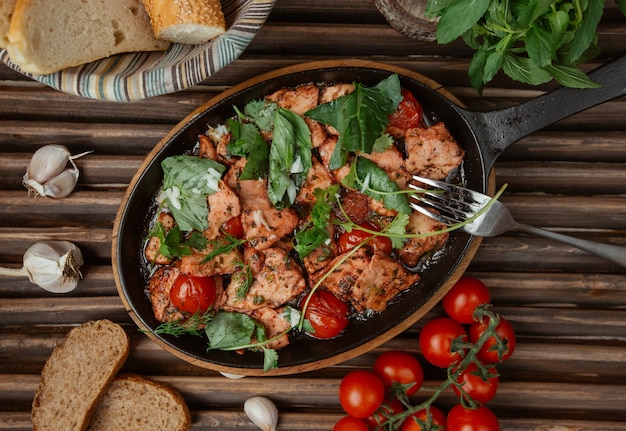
[426,0,626,94]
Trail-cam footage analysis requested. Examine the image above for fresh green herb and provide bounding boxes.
[232,263,254,300]
[201,233,247,264]
[305,74,403,169]
[293,184,339,259]
[226,117,270,181]
[160,155,227,231]
[242,99,279,132]
[151,310,213,337]
[150,223,208,260]
[341,157,412,214]
[268,108,313,208]
[426,0,623,93]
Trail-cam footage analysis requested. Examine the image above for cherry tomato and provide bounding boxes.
[333,415,369,431]
[372,350,424,396]
[469,316,516,363]
[447,405,499,431]
[220,215,244,239]
[339,370,385,419]
[442,276,491,324]
[400,406,447,431]
[388,88,424,133]
[453,363,499,405]
[366,397,404,430]
[169,274,217,314]
[337,222,392,254]
[419,317,468,368]
[301,289,350,339]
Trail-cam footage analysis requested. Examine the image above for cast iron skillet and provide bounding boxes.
[113,56,626,376]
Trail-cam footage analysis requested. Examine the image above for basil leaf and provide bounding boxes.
[161,155,226,231]
[306,74,402,169]
[544,64,600,88]
[569,0,604,62]
[435,0,491,44]
[205,311,256,350]
[227,118,270,181]
[468,48,490,95]
[548,10,571,49]
[526,25,553,68]
[515,0,553,28]
[342,157,411,214]
[617,0,626,15]
[268,108,312,208]
[502,55,552,86]
[244,100,278,132]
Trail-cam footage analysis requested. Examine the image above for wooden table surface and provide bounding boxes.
[2,1,626,429]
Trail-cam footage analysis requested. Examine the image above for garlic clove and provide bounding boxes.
[41,168,79,199]
[244,396,278,431]
[24,144,71,184]
[219,372,246,379]
[22,241,83,293]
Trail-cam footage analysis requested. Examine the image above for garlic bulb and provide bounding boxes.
[23,145,91,199]
[0,241,83,293]
[244,396,278,431]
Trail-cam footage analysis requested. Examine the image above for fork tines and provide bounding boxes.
[408,175,478,226]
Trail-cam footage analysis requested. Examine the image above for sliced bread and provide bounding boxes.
[142,0,226,45]
[6,0,170,75]
[87,374,192,431]
[31,319,130,431]
[0,0,17,48]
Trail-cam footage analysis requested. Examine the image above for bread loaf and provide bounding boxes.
[142,0,226,45]
[31,320,130,431]
[0,0,17,48]
[87,374,192,431]
[6,0,170,75]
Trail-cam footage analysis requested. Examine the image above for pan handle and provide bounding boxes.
[458,53,626,172]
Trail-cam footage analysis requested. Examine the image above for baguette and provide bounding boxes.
[0,0,16,48]
[142,0,226,45]
[31,320,130,431]
[87,374,192,431]
[6,0,170,75]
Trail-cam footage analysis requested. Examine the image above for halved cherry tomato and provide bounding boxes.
[388,88,424,133]
[169,274,217,314]
[220,215,244,239]
[469,316,516,363]
[366,397,404,430]
[339,370,385,419]
[443,276,491,324]
[337,222,392,254]
[419,317,468,368]
[372,350,424,396]
[400,405,447,431]
[301,289,350,339]
[453,362,499,405]
[333,415,369,431]
[447,405,500,431]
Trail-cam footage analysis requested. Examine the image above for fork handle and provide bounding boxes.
[516,224,626,269]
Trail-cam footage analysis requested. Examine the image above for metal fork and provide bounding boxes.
[409,175,626,269]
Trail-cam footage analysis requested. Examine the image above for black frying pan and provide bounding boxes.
[113,56,626,376]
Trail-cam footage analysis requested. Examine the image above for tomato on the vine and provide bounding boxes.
[169,274,216,314]
[220,215,244,239]
[388,88,424,134]
[337,222,393,255]
[301,289,350,339]
[339,370,385,419]
[469,316,516,363]
[447,405,499,431]
[366,397,404,430]
[453,362,499,405]
[333,415,369,431]
[400,405,447,431]
[443,276,491,324]
[372,350,424,396]
[419,317,468,368]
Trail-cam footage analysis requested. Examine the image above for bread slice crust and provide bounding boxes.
[87,373,192,431]
[31,319,130,431]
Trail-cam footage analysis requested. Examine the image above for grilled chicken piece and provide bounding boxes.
[144,212,176,265]
[319,83,355,104]
[360,145,412,190]
[311,247,371,303]
[396,211,449,268]
[266,83,320,116]
[198,134,218,160]
[205,180,241,240]
[295,157,334,206]
[405,122,464,180]
[248,307,291,350]
[148,263,184,322]
[351,251,420,312]
[317,136,351,183]
[179,235,242,277]
[221,247,306,312]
